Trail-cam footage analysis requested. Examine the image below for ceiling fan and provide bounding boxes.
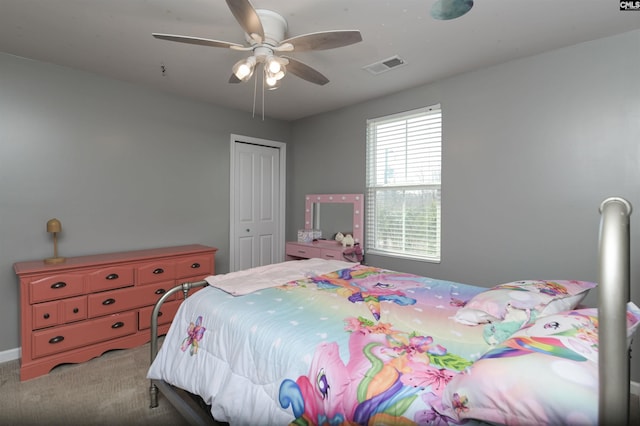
[152,0,363,89]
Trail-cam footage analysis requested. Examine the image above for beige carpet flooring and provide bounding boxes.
[0,343,189,425]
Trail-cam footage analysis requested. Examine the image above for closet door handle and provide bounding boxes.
[49,336,64,344]
[111,322,124,329]
[105,273,119,280]
[153,268,164,275]
[102,298,116,306]
[191,263,201,269]
[51,281,67,289]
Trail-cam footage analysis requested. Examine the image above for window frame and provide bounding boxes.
[365,104,442,263]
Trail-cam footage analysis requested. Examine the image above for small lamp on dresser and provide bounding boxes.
[44,218,65,264]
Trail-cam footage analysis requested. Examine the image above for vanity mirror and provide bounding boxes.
[310,203,353,240]
[286,193,364,262]
[305,194,364,244]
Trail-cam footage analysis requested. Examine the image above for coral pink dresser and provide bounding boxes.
[14,244,217,381]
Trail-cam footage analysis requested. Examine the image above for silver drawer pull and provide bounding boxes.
[111,321,124,329]
[191,262,201,269]
[102,298,116,306]
[51,281,67,289]
[49,336,64,344]
[155,288,166,295]
[153,268,164,275]
[105,273,119,280]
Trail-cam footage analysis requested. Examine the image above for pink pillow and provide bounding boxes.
[454,280,596,325]
[441,302,640,425]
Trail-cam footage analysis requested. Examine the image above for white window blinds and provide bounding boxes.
[365,104,442,262]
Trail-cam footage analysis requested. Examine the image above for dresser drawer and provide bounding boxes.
[285,243,321,259]
[137,261,177,285]
[87,281,176,318]
[176,255,213,278]
[61,296,88,324]
[32,301,59,330]
[30,274,85,304]
[87,266,134,292]
[32,296,87,330]
[32,311,137,359]
[320,249,344,260]
[138,299,182,330]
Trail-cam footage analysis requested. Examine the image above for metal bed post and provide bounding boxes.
[149,280,209,409]
[598,197,632,425]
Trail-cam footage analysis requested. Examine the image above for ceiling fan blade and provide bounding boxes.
[282,57,329,86]
[152,33,243,49]
[225,0,264,43]
[279,30,362,52]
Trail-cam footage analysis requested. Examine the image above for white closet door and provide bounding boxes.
[230,137,285,272]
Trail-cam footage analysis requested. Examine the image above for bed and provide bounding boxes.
[147,197,639,425]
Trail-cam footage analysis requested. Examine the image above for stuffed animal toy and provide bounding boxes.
[341,234,355,248]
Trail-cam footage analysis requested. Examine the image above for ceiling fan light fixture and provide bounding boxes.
[268,67,286,81]
[232,56,256,81]
[266,56,282,74]
[265,63,286,88]
[265,75,282,90]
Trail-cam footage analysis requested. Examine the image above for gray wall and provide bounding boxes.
[2,29,640,383]
[0,52,290,353]
[288,30,640,381]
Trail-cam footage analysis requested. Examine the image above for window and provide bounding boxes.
[365,104,442,262]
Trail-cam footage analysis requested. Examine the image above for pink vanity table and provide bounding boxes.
[285,193,363,261]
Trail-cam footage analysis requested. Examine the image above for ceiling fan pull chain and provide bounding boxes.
[252,66,257,119]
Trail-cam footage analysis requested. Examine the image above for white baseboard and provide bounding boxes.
[632,380,640,397]
[0,347,20,364]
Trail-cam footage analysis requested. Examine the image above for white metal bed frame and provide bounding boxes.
[149,281,218,426]
[149,197,634,425]
[598,197,632,425]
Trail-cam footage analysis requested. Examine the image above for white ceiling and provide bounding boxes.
[2,1,639,121]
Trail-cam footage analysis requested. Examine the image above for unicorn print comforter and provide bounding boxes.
[148,261,638,425]
[148,263,491,425]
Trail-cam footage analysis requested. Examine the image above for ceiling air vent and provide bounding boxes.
[363,55,407,75]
